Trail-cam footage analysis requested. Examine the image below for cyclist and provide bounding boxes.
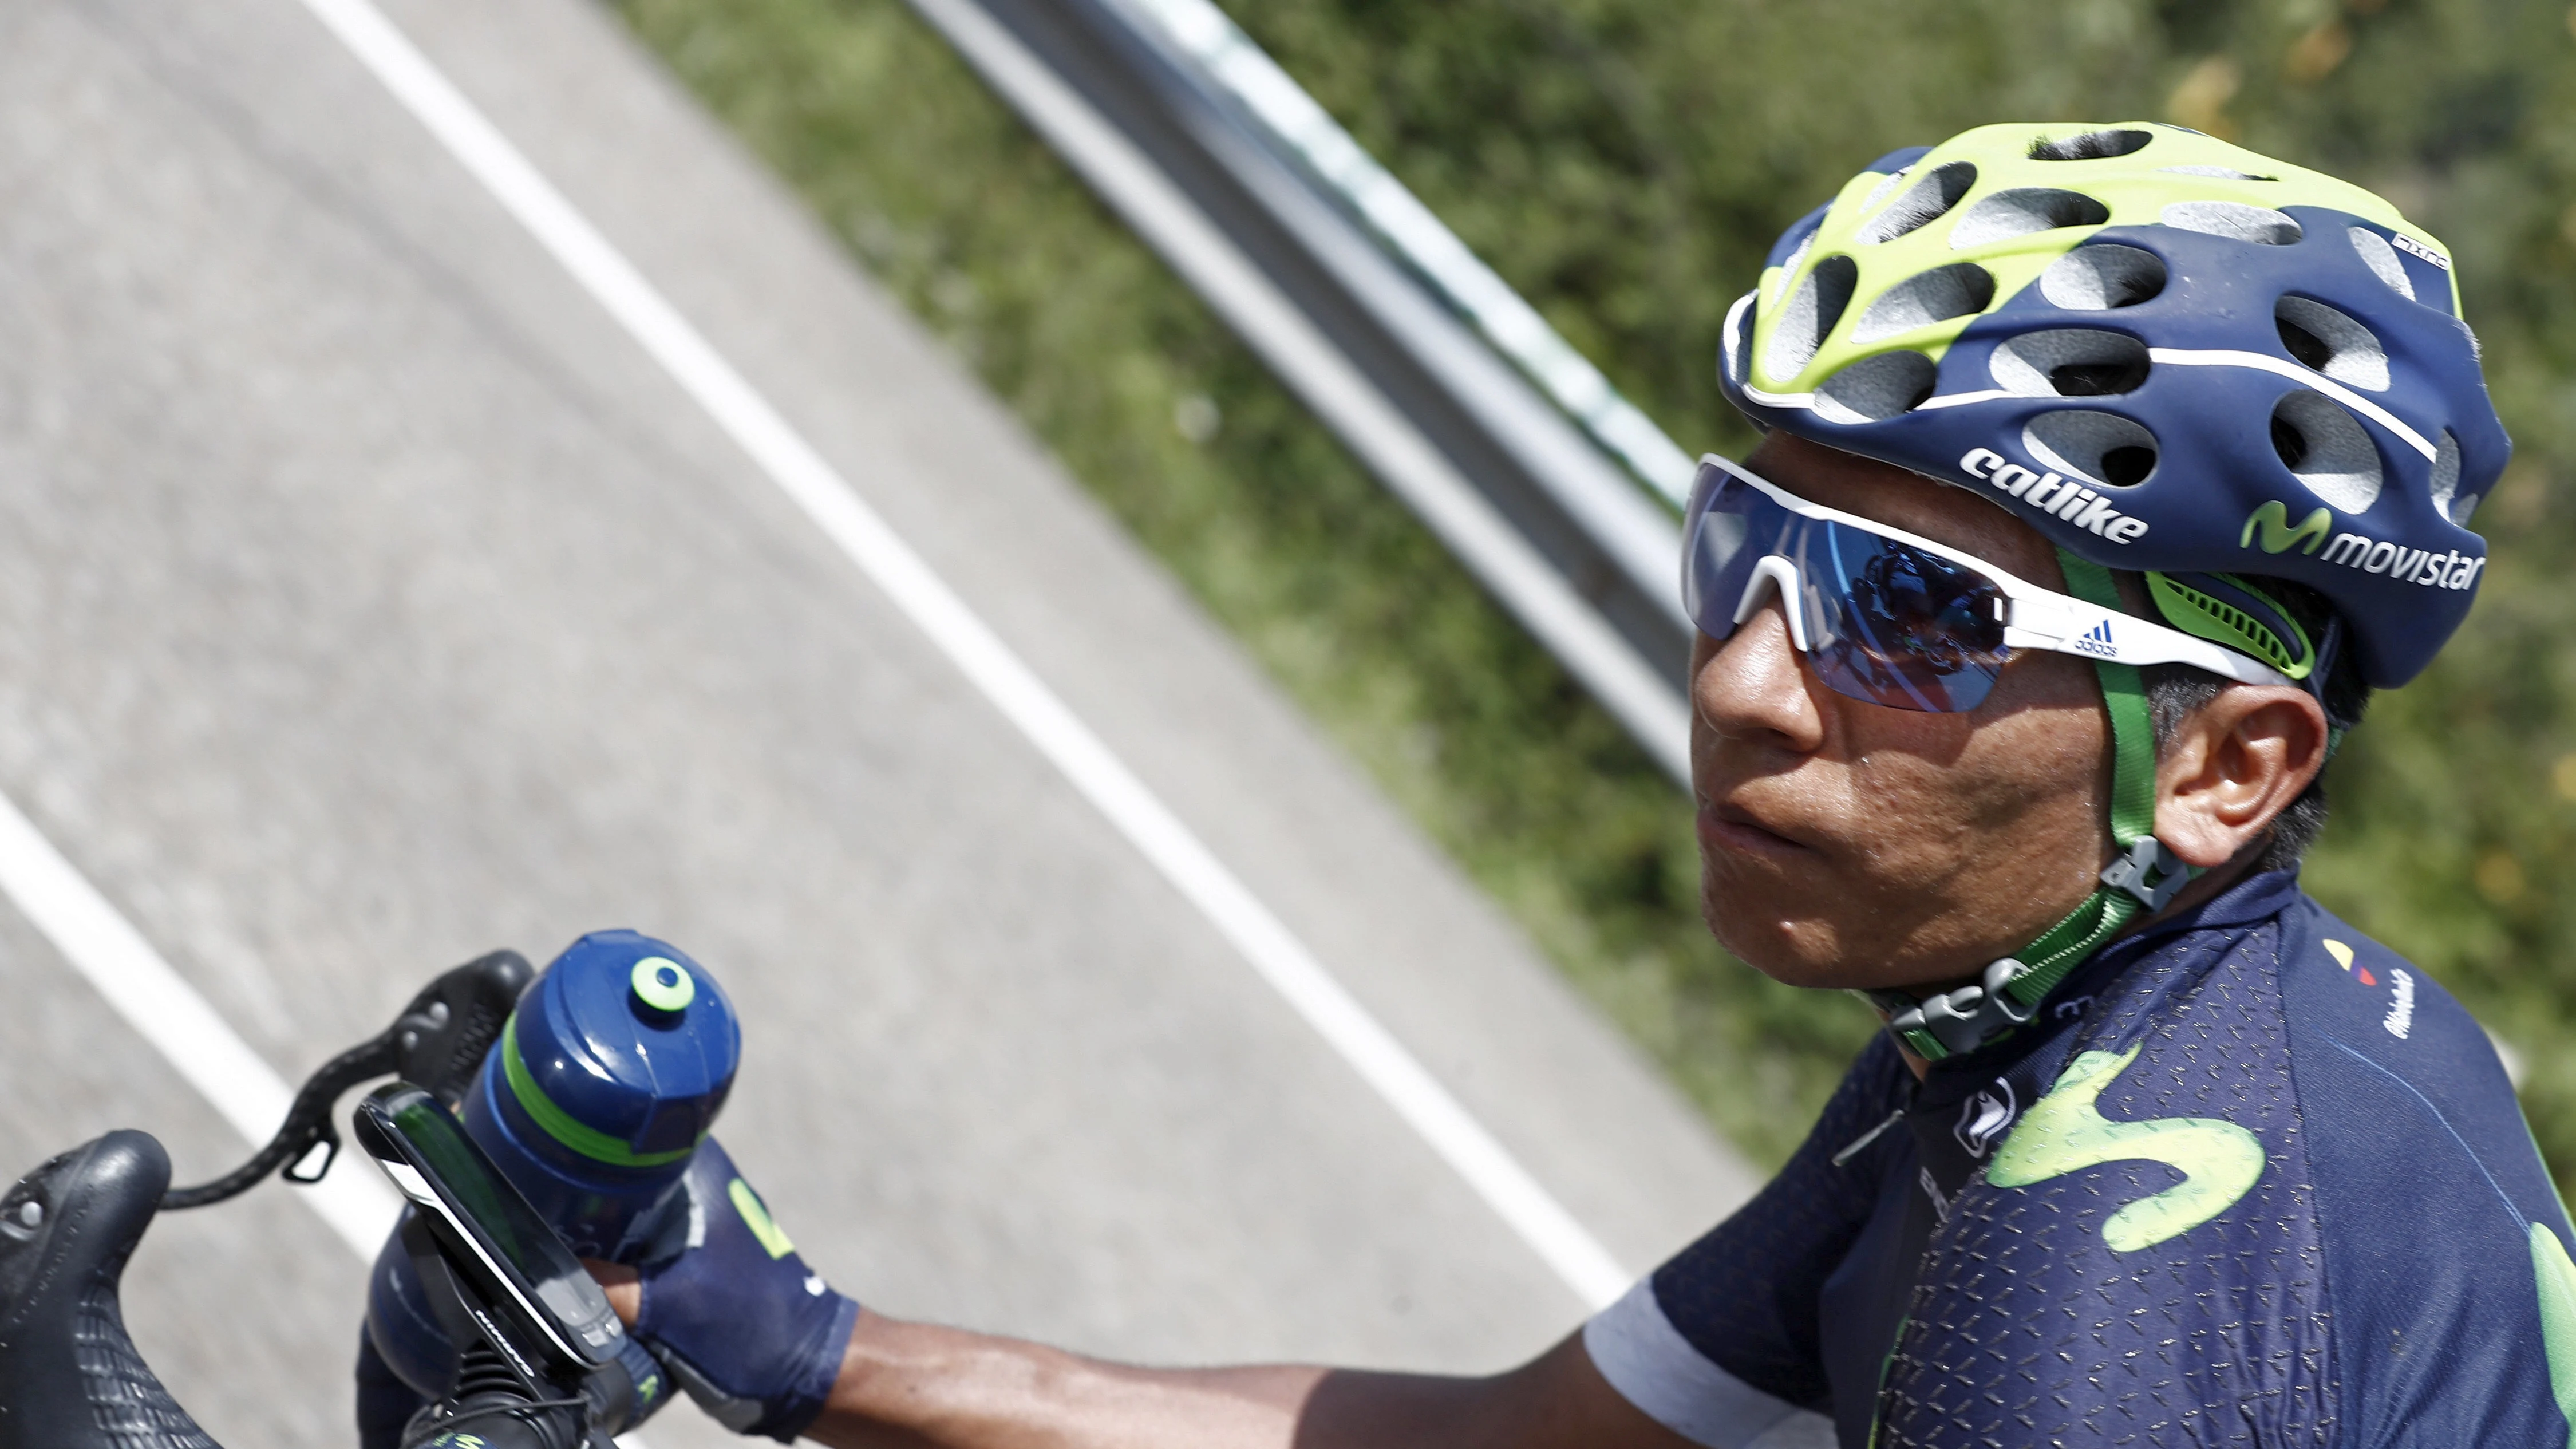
[0,119,2553,1449]
[555,121,2569,1447]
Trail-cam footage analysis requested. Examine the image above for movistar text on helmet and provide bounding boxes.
[2239,500,2486,589]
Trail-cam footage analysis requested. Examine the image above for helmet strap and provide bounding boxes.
[1880,552,2188,1061]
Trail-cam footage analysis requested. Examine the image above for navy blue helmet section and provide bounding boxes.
[1723,204,2510,687]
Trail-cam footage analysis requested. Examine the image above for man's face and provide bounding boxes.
[1691,433,2114,992]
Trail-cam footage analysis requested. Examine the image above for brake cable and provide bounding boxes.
[160,950,534,1210]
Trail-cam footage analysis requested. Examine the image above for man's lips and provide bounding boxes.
[1696,797,1813,857]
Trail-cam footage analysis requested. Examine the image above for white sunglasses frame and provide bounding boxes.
[1689,454,2298,692]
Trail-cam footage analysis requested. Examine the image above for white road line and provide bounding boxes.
[0,788,398,1258]
[0,792,653,1442]
[292,0,1630,1308]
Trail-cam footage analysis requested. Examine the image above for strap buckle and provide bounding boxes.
[2100,836,2192,914]
[1886,957,2037,1060]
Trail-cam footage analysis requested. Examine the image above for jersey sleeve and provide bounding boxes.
[2279,900,2576,1446]
[1583,1035,1908,1444]
[1584,1281,1838,1448]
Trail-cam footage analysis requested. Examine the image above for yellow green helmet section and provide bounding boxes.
[1720,120,2507,688]
[1743,123,2456,402]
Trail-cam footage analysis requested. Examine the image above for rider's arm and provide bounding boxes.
[589,1271,1690,1447]
[587,1041,1909,1446]
[793,1312,1694,1449]
[591,1033,1910,1446]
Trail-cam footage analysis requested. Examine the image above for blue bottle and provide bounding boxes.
[362,930,741,1405]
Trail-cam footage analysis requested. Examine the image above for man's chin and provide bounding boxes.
[1700,866,1936,992]
[1720,934,1864,991]
[1700,877,1855,989]
[1702,851,1833,967]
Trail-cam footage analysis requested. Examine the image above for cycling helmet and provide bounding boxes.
[1718,121,2508,689]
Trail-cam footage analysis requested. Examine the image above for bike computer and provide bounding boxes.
[353,1083,626,1371]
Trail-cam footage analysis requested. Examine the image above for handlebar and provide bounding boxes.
[0,1131,220,1449]
[0,1128,606,1449]
[161,951,532,1210]
[0,951,649,1449]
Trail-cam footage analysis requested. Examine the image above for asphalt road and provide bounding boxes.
[0,1,1754,1444]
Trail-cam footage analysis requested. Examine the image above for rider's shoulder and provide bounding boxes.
[2262,894,2571,1438]
[2268,890,2506,1088]
[2103,879,2517,1116]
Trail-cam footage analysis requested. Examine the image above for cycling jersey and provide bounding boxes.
[1585,869,2576,1447]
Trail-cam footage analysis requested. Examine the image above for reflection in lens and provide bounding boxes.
[1800,522,2009,711]
[1683,468,2017,713]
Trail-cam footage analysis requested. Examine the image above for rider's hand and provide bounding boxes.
[593,1138,859,1442]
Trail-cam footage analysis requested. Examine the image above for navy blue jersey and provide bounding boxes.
[1584,871,2576,1447]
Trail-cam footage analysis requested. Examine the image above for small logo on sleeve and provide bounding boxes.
[2384,968,2416,1040]
[2325,937,2380,987]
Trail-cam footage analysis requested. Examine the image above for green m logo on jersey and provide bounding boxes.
[2242,501,2334,556]
[2531,1222,2576,1445]
[1986,1045,2265,1251]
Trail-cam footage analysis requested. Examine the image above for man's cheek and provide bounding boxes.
[1954,716,2107,833]
[1838,757,1962,864]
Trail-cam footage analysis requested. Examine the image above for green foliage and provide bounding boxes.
[611,0,2576,1179]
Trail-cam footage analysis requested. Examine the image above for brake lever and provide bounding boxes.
[160,950,535,1210]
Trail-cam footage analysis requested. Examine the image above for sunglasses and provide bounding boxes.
[1682,455,2295,713]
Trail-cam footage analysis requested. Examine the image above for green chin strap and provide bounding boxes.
[1878,552,2195,1061]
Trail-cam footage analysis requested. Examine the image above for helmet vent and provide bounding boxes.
[2347,227,2417,301]
[2161,201,2302,245]
[1850,263,1996,342]
[1949,188,2111,248]
[2275,297,2390,390]
[2023,410,2159,488]
[2028,128,2151,161]
[1814,351,1938,424]
[2427,430,2474,524]
[2271,390,2384,512]
[1857,163,1978,244]
[1761,254,1856,382]
[2037,244,2167,310]
[1990,330,2151,398]
[1855,165,1913,217]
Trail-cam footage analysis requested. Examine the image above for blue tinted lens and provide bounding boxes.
[1680,468,1782,639]
[1682,463,2012,713]
[1796,519,2010,712]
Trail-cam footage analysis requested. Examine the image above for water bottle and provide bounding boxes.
[362,929,742,1404]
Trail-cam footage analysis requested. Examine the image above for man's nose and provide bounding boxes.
[1692,594,1826,753]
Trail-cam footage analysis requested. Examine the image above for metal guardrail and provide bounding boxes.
[906,0,1698,784]
[1118,0,1699,509]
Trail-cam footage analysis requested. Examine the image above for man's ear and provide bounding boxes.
[2153,685,2332,869]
